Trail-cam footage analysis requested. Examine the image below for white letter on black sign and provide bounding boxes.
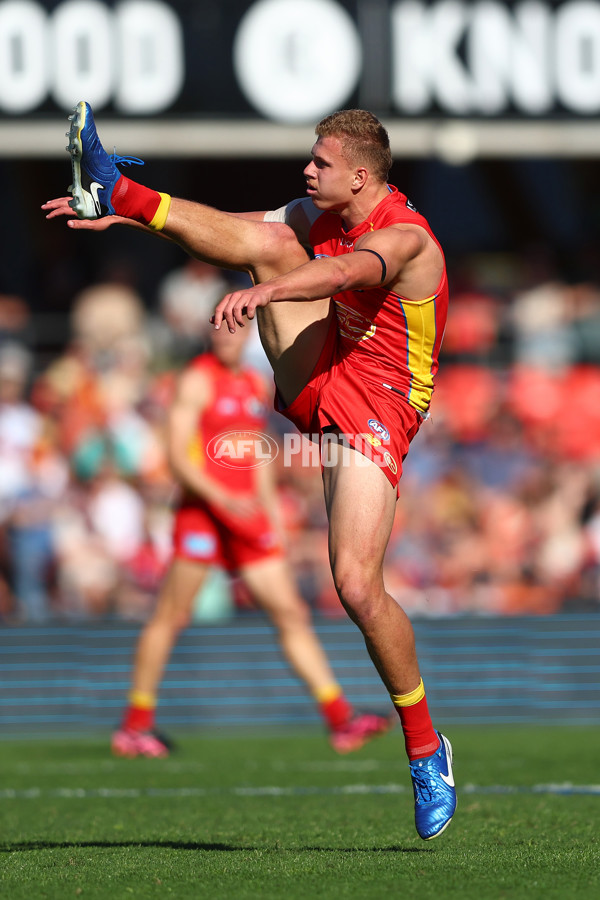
[115,0,184,113]
[392,0,472,114]
[469,1,552,115]
[233,0,362,123]
[0,0,48,112]
[556,0,600,113]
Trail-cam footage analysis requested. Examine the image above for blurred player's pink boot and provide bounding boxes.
[111,728,172,759]
[330,712,395,754]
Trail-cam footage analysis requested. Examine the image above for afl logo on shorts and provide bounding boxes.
[368,419,390,442]
[383,451,398,475]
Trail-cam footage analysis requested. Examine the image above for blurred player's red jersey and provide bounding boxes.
[183,353,270,493]
[174,353,281,570]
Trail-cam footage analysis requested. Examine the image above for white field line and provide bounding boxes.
[9,758,380,776]
[1,783,600,800]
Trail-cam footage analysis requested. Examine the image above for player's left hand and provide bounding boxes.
[41,197,77,219]
[211,286,272,332]
[41,197,120,230]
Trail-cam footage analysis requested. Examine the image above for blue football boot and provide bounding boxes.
[409,731,456,840]
[66,100,143,219]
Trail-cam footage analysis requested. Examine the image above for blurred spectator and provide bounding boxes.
[0,294,32,347]
[52,451,171,620]
[0,342,67,621]
[570,282,600,365]
[33,282,151,456]
[429,364,503,443]
[154,259,234,363]
[441,290,501,364]
[28,281,172,619]
[70,282,147,362]
[511,278,577,369]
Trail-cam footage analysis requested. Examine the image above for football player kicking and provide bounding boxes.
[43,101,456,840]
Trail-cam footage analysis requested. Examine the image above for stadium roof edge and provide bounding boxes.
[1,119,599,162]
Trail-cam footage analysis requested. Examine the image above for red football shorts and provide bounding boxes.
[172,502,282,571]
[276,318,422,490]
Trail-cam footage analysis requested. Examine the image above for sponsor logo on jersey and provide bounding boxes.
[368,419,390,441]
[334,300,376,342]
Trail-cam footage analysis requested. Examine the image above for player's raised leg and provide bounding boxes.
[65,101,331,406]
[112,558,208,758]
[164,199,333,405]
[239,555,394,752]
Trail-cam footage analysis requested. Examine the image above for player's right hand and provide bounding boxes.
[211,284,273,333]
[42,197,119,230]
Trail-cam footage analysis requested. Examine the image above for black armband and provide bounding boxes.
[356,248,387,284]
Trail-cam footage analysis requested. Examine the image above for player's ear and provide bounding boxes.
[352,167,368,190]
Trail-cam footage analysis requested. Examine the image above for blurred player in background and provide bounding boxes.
[43,102,456,840]
[111,321,392,758]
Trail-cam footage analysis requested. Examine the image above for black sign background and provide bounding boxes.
[0,0,595,120]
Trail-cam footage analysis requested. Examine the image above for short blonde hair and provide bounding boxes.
[315,109,392,182]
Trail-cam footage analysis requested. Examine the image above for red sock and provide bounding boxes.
[110,175,163,225]
[319,693,353,730]
[391,680,439,760]
[123,705,155,733]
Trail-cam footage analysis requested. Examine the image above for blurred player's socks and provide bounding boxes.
[390,679,439,760]
[110,176,172,231]
[122,690,157,732]
[315,684,353,730]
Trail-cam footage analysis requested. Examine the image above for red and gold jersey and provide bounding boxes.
[308,186,448,415]
[173,354,282,568]
[185,353,269,493]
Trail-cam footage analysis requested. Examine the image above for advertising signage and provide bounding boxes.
[1,0,600,122]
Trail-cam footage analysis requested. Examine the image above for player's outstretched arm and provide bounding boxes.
[211,223,439,333]
[212,247,386,332]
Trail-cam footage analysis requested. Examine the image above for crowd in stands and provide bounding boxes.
[1,252,600,624]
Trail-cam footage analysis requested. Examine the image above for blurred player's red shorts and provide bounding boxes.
[276,318,421,489]
[173,503,282,571]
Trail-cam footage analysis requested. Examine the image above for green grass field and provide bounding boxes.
[1,726,598,900]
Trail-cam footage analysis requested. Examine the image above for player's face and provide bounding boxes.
[303,136,357,213]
